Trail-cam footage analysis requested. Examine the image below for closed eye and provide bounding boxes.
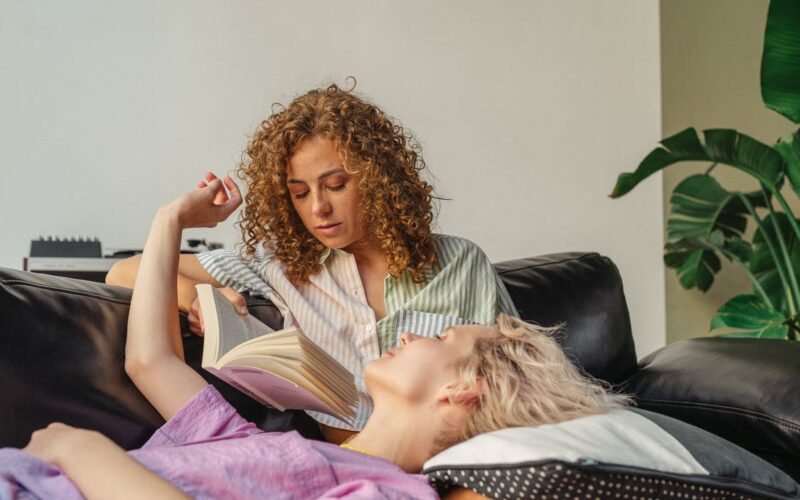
[327,183,346,191]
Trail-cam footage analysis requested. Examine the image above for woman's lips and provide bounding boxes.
[316,223,342,236]
[381,349,397,358]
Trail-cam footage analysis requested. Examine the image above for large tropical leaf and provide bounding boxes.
[761,0,800,124]
[775,130,800,197]
[667,174,747,241]
[750,212,800,314]
[665,230,751,292]
[710,294,789,338]
[611,128,784,198]
[664,241,720,292]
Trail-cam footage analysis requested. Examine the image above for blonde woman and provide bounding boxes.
[107,83,518,443]
[3,176,625,498]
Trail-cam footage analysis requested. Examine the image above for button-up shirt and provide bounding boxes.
[197,234,518,430]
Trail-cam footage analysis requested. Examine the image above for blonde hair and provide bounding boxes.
[436,314,631,451]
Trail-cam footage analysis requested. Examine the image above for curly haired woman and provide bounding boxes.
[106,83,518,443]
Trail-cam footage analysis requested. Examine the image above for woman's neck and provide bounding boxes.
[344,235,385,265]
[345,406,438,472]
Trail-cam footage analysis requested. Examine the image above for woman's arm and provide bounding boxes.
[24,423,189,500]
[125,176,242,421]
[107,243,247,336]
[106,253,221,312]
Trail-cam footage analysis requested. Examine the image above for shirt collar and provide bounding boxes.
[318,247,351,264]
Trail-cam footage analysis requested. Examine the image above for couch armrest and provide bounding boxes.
[624,337,800,481]
[0,267,160,449]
[0,267,320,450]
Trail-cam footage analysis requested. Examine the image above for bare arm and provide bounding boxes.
[24,423,189,500]
[106,253,221,312]
[124,176,242,421]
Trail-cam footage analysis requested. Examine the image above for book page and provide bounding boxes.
[221,330,357,407]
[196,290,358,420]
[206,365,353,422]
[197,285,275,362]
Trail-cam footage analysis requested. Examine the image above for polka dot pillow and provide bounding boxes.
[422,408,800,499]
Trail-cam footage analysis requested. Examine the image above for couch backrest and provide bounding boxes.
[494,252,638,385]
[0,251,637,450]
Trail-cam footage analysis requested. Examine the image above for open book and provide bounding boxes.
[197,284,358,422]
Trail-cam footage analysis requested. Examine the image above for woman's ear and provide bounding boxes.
[438,380,482,410]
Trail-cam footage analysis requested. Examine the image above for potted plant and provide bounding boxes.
[611,0,800,339]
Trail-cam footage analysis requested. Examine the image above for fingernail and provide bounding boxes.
[240,306,248,315]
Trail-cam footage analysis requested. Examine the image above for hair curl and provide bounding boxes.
[434,314,631,453]
[237,82,437,284]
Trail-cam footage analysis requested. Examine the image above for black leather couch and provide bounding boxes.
[1,252,798,482]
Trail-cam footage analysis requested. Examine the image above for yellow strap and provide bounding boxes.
[340,442,375,456]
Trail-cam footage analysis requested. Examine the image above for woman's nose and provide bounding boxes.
[312,192,332,216]
[399,332,421,346]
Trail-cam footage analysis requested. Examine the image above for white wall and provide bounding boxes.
[0,0,665,356]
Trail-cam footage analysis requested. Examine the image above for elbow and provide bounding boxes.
[124,355,146,381]
[124,350,160,382]
[125,349,179,382]
[105,256,139,287]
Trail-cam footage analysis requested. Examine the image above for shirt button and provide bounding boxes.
[366,325,373,332]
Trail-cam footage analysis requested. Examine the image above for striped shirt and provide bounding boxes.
[197,234,518,430]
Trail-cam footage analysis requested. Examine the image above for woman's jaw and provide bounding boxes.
[366,325,497,403]
[354,325,497,471]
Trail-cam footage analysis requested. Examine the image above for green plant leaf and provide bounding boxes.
[664,230,751,292]
[667,175,747,240]
[611,128,784,198]
[664,244,720,291]
[775,130,800,197]
[750,211,800,313]
[724,235,754,263]
[717,328,788,339]
[710,294,789,338]
[761,0,800,124]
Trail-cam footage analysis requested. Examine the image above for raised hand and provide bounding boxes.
[198,171,232,206]
[163,174,242,230]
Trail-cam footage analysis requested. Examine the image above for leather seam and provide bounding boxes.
[2,279,278,309]
[637,399,800,433]
[0,280,132,305]
[496,252,602,275]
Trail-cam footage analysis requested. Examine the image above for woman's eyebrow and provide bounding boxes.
[287,167,346,184]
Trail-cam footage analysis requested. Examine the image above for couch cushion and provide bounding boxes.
[624,337,800,482]
[423,408,800,499]
[495,252,637,385]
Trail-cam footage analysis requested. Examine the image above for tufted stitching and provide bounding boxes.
[0,279,132,305]
[638,399,800,434]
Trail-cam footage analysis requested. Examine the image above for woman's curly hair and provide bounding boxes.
[238,82,437,284]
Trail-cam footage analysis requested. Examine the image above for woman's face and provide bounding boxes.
[365,324,498,405]
[286,135,367,250]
